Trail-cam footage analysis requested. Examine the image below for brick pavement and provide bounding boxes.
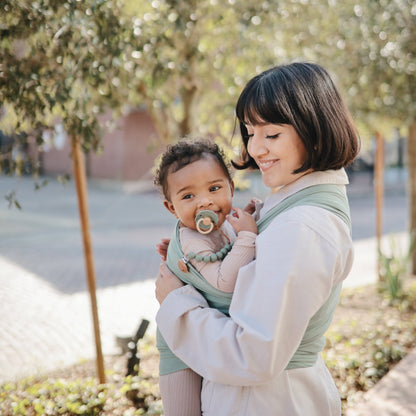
[1,169,414,415]
[0,176,171,383]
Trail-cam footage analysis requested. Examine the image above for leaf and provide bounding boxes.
[5,191,21,210]
[34,179,49,190]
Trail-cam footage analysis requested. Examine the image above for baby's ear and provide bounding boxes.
[230,180,235,196]
[163,199,178,217]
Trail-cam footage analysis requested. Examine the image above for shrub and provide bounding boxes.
[378,233,414,300]
[0,377,107,416]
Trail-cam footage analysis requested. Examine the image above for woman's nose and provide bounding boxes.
[247,133,266,158]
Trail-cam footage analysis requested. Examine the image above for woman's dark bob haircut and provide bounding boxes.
[233,62,360,173]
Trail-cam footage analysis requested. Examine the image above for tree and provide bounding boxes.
[0,0,137,382]
[116,0,292,144]
[0,0,291,382]
[0,0,131,151]
[1,0,298,164]
[333,0,416,271]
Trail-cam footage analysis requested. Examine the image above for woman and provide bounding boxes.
[155,62,360,415]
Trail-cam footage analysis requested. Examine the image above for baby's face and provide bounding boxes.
[163,155,234,231]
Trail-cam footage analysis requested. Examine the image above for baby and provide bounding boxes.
[154,138,258,415]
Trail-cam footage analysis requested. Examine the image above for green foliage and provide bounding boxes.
[0,337,162,415]
[329,331,408,403]
[0,377,107,416]
[0,374,162,416]
[1,0,415,172]
[332,0,416,128]
[117,0,291,143]
[4,191,22,210]
[121,375,162,414]
[378,233,414,300]
[1,0,130,152]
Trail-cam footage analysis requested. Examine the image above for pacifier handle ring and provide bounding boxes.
[196,217,214,234]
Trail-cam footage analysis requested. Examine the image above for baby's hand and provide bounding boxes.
[156,237,171,261]
[227,207,257,234]
[243,197,262,215]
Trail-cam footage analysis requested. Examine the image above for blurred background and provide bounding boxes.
[0,0,414,184]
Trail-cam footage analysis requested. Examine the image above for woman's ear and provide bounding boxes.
[163,199,178,217]
[230,180,235,197]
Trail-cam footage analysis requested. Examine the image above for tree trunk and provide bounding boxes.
[374,131,384,279]
[179,82,198,137]
[409,119,416,274]
[179,53,198,138]
[71,138,106,383]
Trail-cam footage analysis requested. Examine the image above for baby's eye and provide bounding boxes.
[182,194,193,200]
[210,185,221,192]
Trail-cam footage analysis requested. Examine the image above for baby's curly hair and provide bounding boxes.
[154,138,232,200]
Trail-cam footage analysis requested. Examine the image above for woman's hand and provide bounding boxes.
[155,263,184,304]
[156,237,171,261]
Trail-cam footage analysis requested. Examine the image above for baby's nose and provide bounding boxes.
[198,195,213,207]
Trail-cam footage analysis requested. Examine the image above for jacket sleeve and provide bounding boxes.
[156,208,353,385]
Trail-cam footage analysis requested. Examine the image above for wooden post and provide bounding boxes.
[374,131,385,279]
[71,138,106,383]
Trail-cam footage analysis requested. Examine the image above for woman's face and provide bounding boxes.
[245,123,309,189]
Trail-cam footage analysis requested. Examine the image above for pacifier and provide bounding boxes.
[195,210,219,234]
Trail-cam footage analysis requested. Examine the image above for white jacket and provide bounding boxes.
[156,169,354,415]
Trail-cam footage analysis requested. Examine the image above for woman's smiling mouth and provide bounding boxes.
[257,159,279,172]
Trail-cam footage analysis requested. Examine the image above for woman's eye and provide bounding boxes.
[266,133,280,139]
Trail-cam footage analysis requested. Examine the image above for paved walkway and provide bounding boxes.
[0,168,414,414]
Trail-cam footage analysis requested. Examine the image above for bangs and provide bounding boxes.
[236,74,293,126]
